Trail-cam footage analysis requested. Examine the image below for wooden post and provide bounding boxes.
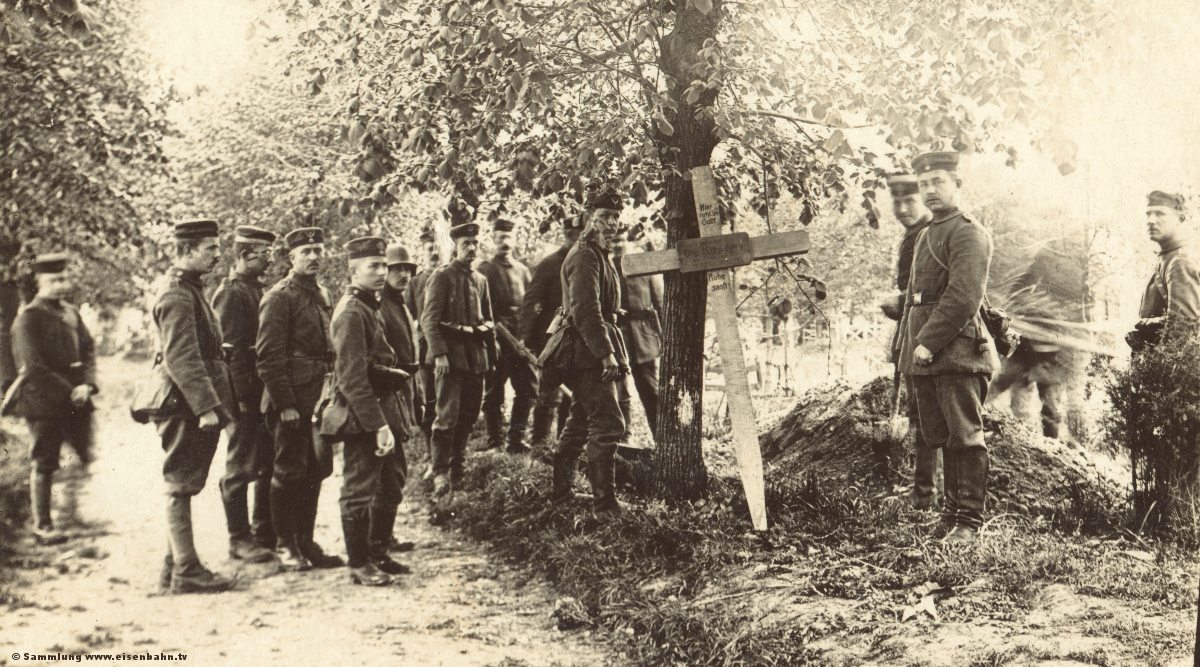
[691,166,768,530]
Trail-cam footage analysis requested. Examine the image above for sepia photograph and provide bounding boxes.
[0,0,1198,664]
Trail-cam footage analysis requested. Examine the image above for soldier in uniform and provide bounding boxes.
[899,152,999,545]
[610,235,662,446]
[519,213,583,450]
[7,253,96,545]
[881,172,940,509]
[405,229,440,474]
[376,242,420,554]
[210,226,276,563]
[476,218,536,453]
[1130,190,1199,349]
[539,189,629,519]
[152,219,236,593]
[256,227,342,571]
[422,219,497,496]
[324,237,411,585]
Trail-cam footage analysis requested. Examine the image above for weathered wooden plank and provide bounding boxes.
[692,165,768,531]
[676,233,753,273]
[621,229,810,277]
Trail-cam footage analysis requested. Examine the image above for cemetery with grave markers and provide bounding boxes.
[1,0,1199,665]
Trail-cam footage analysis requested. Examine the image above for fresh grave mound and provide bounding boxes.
[760,375,1129,522]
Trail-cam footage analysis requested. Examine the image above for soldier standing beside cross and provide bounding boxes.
[899,151,999,546]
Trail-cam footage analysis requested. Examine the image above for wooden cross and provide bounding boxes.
[622,166,810,531]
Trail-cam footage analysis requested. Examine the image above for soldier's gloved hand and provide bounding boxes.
[198,409,221,431]
[600,354,620,382]
[879,294,903,321]
[280,407,301,426]
[434,354,450,379]
[70,384,92,407]
[375,425,396,457]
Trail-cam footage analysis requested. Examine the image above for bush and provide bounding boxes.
[1105,330,1200,544]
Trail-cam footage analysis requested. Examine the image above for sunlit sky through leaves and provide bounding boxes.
[141,0,256,96]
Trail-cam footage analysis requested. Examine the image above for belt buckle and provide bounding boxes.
[914,292,923,305]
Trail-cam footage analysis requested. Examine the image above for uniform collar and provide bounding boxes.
[381,283,405,304]
[233,270,263,286]
[347,285,380,309]
[30,296,62,309]
[490,254,512,267]
[1157,239,1187,255]
[288,272,321,293]
[451,257,473,272]
[930,207,960,224]
[170,266,206,287]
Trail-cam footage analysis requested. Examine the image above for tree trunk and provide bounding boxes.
[650,3,722,500]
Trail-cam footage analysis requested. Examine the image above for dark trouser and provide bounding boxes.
[431,369,484,480]
[28,414,93,474]
[912,373,989,529]
[904,375,942,502]
[339,431,408,514]
[157,413,221,497]
[157,413,220,575]
[616,359,659,439]
[531,368,571,445]
[990,346,1067,440]
[220,406,274,542]
[483,345,538,448]
[266,382,332,548]
[418,341,435,436]
[1036,381,1064,439]
[553,369,626,511]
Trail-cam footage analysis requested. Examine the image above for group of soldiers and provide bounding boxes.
[882,149,1193,545]
[2,186,663,594]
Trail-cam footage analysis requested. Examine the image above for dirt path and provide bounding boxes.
[0,357,609,666]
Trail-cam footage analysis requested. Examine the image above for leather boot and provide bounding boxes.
[483,409,504,451]
[343,509,390,586]
[587,445,620,519]
[297,483,343,568]
[507,397,533,453]
[30,470,67,545]
[530,404,554,450]
[368,504,410,575]
[939,448,960,532]
[221,482,271,562]
[550,448,580,505]
[168,495,235,594]
[955,446,990,531]
[270,485,311,572]
[251,477,274,549]
[159,549,173,593]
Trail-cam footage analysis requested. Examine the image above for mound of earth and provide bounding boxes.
[760,376,1129,520]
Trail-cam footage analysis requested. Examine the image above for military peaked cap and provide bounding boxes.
[174,218,219,240]
[234,225,277,245]
[1147,190,1186,211]
[912,151,959,174]
[886,173,920,196]
[29,252,69,274]
[345,236,387,259]
[585,187,624,212]
[285,227,325,250]
[386,243,417,267]
[449,222,480,240]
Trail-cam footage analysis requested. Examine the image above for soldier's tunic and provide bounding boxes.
[519,243,573,442]
[476,255,536,448]
[539,234,629,512]
[405,268,436,433]
[256,273,335,485]
[380,283,419,437]
[899,209,999,528]
[9,296,97,472]
[1138,240,1200,333]
[615,264,663,439]
[152,268,236,496]
[422,258,496,479]
[211,271,273,541]
[328,286,408,515]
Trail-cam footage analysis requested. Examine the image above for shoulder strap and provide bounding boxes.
[922,227,949,272]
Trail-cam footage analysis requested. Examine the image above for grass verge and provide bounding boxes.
[440,453,1197,665]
